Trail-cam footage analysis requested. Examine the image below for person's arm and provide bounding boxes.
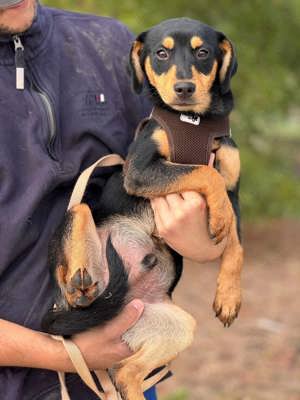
[0,300,144,372]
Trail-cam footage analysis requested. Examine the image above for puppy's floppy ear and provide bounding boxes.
[129,31,147,93]
[218,32,238,95]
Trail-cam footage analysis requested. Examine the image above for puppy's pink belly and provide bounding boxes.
[97,218,174,305]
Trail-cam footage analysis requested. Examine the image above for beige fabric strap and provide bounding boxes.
[94,370,122,400]
[67,154,124,210]
[53,335,121,400]
[57,370,71,400]
[53,335,169,400]
[52,335,106,399]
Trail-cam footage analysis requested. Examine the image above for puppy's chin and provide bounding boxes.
[159,93,211,115]
[168,102,209,115]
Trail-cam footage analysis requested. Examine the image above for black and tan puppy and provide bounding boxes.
[125,17,243,325]
[43,18,243,400]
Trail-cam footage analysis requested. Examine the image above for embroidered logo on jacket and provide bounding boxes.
[79,91,108,118]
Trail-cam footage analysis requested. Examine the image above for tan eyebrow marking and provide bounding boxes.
[162,36,175,49]
[191,36,203,49]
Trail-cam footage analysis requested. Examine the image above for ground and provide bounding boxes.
[158,220,300,400]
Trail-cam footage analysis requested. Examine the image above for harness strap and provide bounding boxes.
[94,370,122,400]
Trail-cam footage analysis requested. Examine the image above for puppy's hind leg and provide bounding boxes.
[112,302,196,400]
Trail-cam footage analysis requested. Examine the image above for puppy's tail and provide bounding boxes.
[42,235,129,336]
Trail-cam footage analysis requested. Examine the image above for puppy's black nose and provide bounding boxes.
[174,82,195,99]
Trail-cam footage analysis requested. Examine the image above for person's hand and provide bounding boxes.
[0,300,144,373]
[151,191,226,262]
[70,299,144,371]
[150,155,227,262]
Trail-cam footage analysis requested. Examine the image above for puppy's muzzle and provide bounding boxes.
[174,82,195,100]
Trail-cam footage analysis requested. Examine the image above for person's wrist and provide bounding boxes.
[44,334,75,373]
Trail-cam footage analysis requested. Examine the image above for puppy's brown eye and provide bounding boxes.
[156,49,169,60]
[196,48,209,59]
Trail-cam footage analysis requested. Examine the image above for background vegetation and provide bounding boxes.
[42,0,300,220]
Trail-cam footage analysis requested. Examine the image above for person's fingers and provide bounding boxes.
[152,208,164,235]
[164,193,184,208]
[151,197,172,224]
[107,299,144,338]
[163,193,186,221]
[151,197,171,214]
[180,191,206,210]
[151,198,168,236]
[114,342,133,359]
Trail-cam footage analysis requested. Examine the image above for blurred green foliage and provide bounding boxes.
[42,0,300,219]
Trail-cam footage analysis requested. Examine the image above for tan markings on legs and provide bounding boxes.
[133,165,233,243]
[152,128,171,160]
[162,36,174,49]
[61,204,103,308]
[158,166,242,326]
[213,216,243,326]
[190,36,203,49]
[64,204,95,281]
[55,265,68,298]
[216,145,240,190]
[114,303,196,400]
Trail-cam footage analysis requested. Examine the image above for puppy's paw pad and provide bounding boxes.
[64,268,99,308]
[213,290,241,327]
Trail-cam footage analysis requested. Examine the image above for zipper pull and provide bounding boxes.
[13,35,25,90]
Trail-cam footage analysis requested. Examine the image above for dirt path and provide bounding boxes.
[158,220,300,400]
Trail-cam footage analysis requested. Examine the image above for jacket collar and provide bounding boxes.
[0,3,52,65]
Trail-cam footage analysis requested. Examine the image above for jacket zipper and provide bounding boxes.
[13,35,58,160]
[13,35,25,90]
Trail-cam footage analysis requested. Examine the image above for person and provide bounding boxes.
[0,1,226,399]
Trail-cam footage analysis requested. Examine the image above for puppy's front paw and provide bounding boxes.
[213,284,241,327]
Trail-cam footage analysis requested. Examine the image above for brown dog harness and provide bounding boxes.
[137,106,231,165]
